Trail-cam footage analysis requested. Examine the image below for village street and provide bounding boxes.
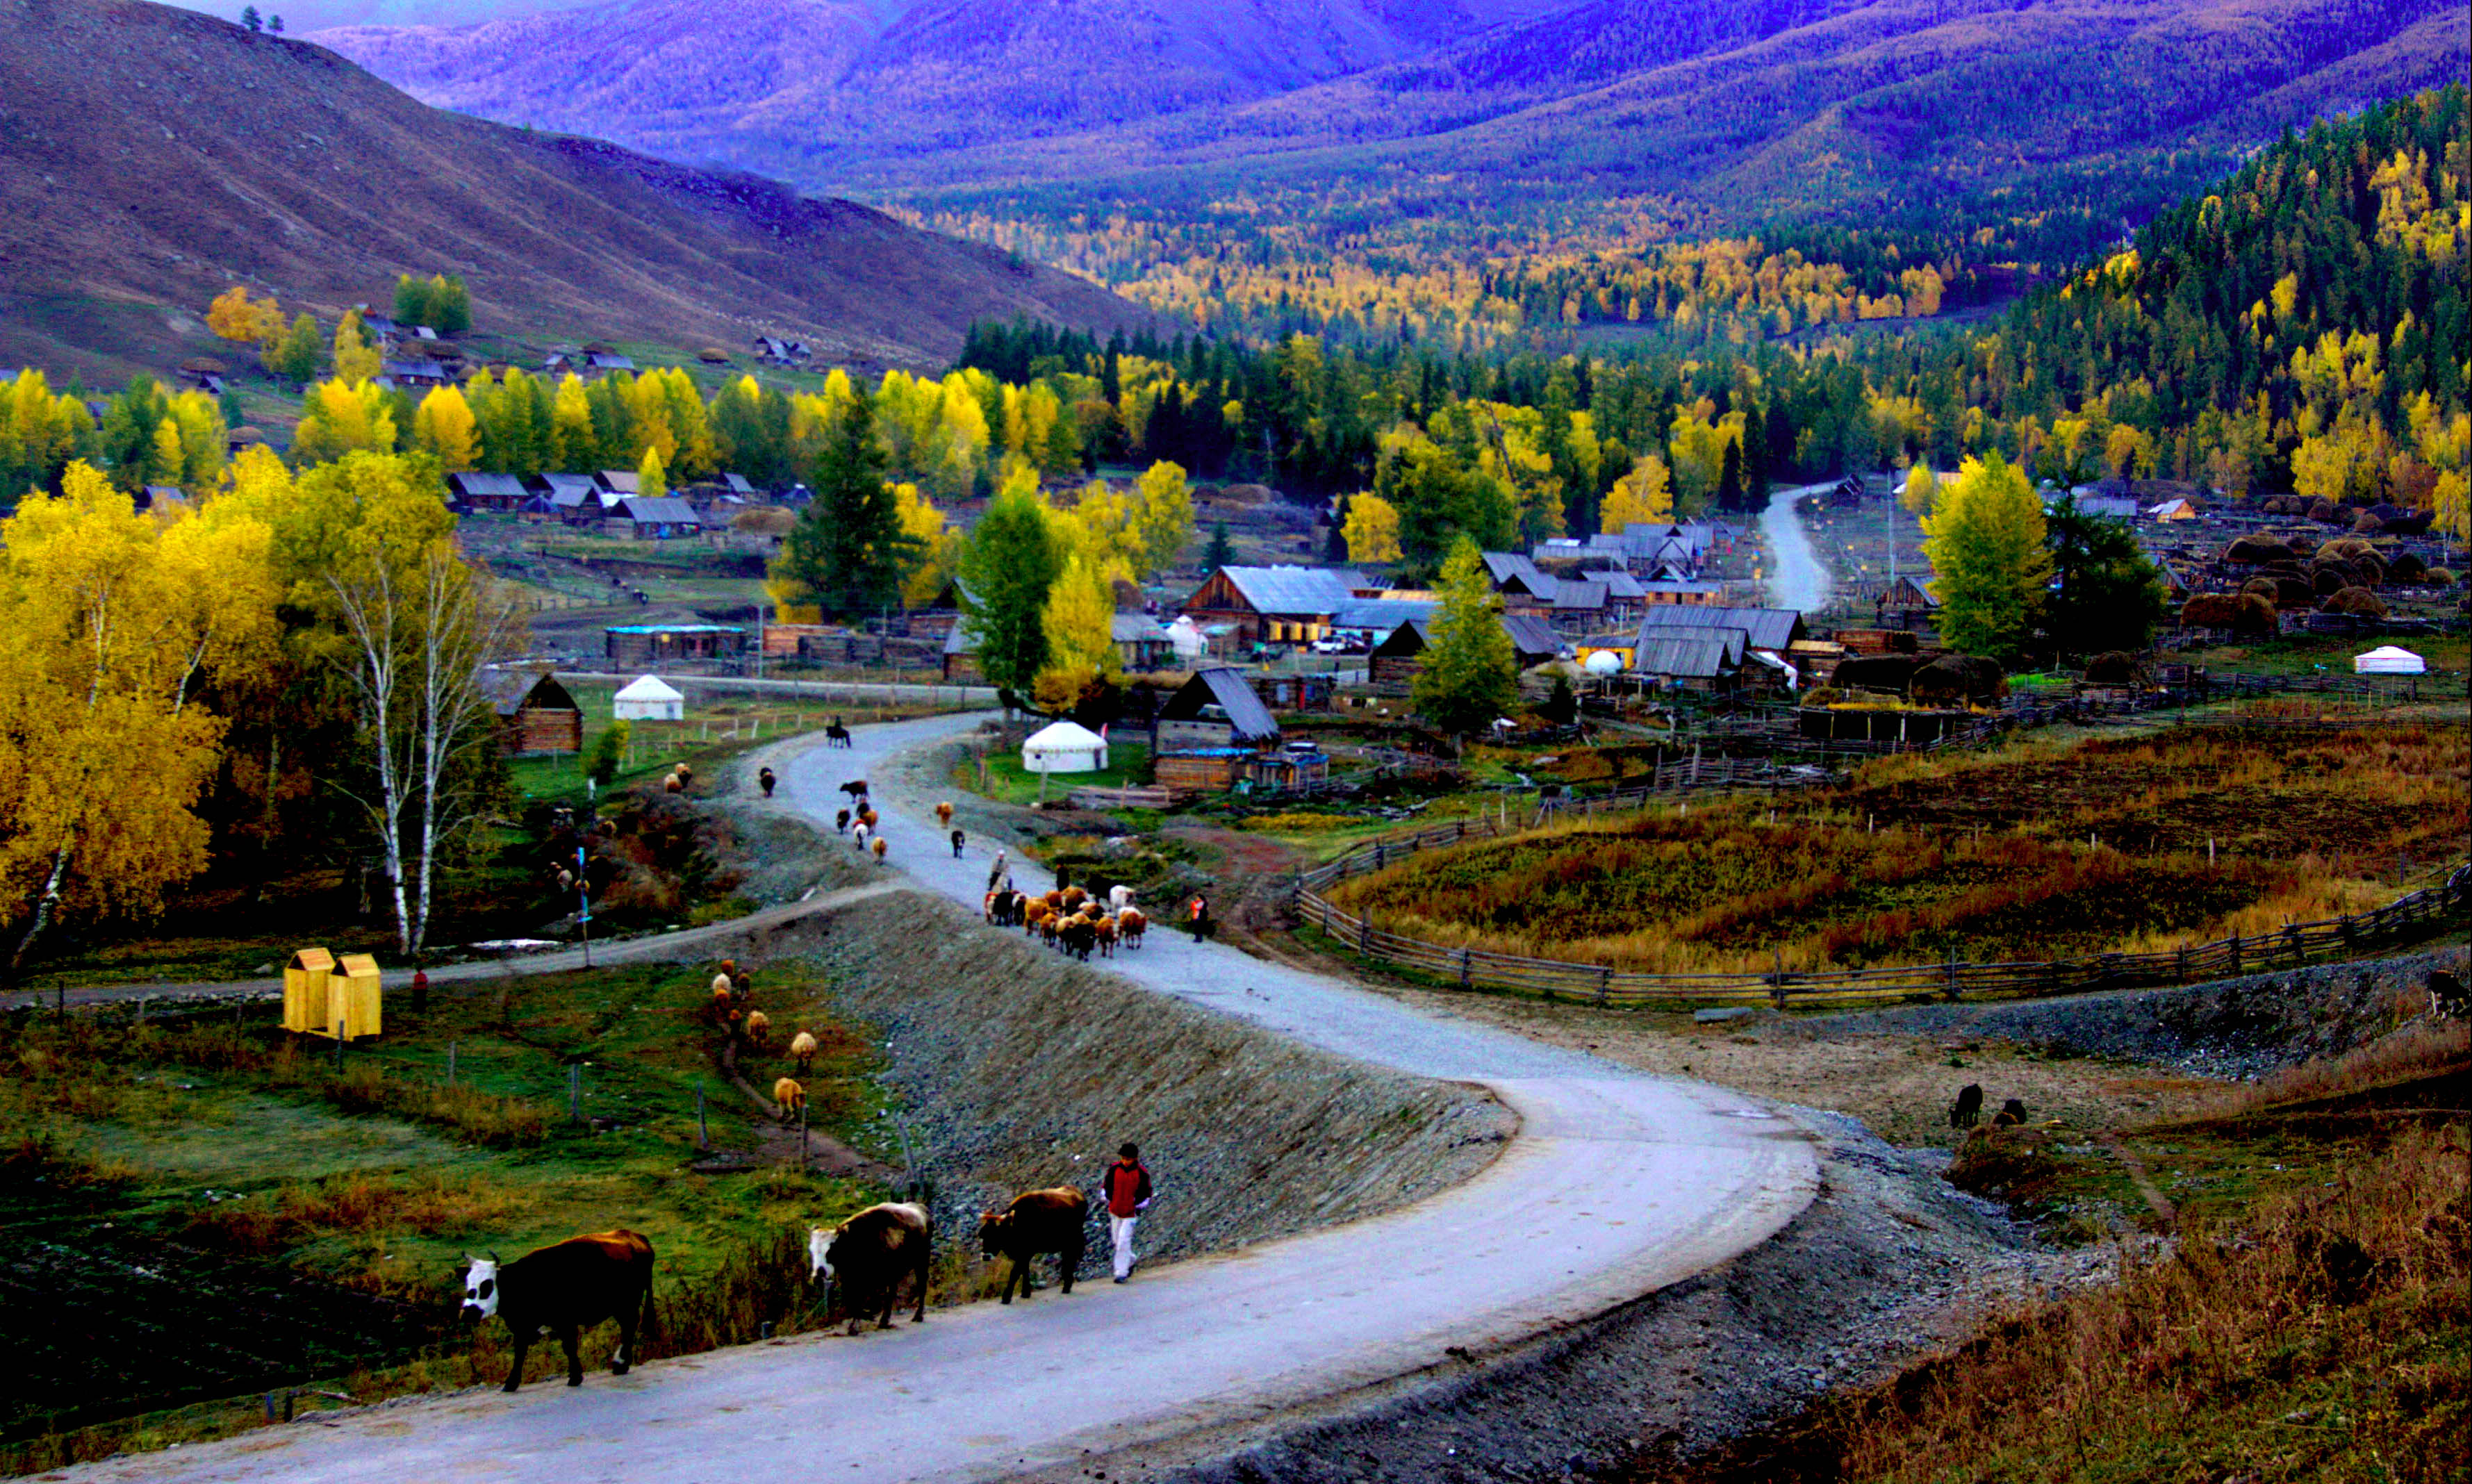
[58,712,1819,1484]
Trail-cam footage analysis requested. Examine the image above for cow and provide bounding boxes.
[839,780,868,801]
[663,771,683,794]
[1993,1097,2029,1128]
[1094,916,1117,959]
[774,1077,806,1118]
[835,808,852,834]
[934,801,955,827]
[853,822,872,849]
[1948,1084,1983,1130]
[1107,884,1135,914]
[1059,914,1096,962]
[461,1230,656,1392]
[1119,907,1146,949]
[978,1187,1087,1304]
[809,1203,931,1334]
[789,1030,819,1072]
[759,766,777,798]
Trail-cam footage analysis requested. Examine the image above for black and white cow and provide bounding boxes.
[461,1230,657,1392]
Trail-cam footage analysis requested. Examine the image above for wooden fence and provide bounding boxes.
[1292,825,2469,1009]
[1068,784,1191,809]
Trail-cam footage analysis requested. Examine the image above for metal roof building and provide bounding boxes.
[1635,604,1807,652]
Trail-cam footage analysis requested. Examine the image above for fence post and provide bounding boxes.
[1459,947,1472,989]
[569,1064,582,1122]
[1596,966,1611,1007]
[696,1081,709,1148]
[333,1020,345,1068]
[1944,948,1959,1003]
[2229,932,2241,975]
[446,1040,456,1087]
[1360,912,1373,957]
[2175,947,2189,983]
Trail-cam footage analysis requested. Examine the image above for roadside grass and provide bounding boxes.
[0,962,893,1468]
[1328,724,2467,973]
[1687,1123,2469,1484]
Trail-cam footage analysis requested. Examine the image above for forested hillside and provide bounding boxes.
[322,0,2469,332]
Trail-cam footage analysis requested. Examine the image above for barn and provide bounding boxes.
[479,670,584,756]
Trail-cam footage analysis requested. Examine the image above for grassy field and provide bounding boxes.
[1328,724,2469,973]
[0,959,888,1467]
[956,739,1155,806]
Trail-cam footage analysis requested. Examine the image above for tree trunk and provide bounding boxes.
[6,844,74,978]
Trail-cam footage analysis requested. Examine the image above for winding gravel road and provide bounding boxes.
[71,712,1818,1484]
[1761,482,1834,616]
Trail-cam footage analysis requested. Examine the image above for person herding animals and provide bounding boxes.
[986,850,1008,892]
[1185,893,1214,943]
[1102,1142,1154,1283]
[950,827,966,858]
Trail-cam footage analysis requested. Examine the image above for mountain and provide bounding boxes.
[0,0,1153,378]
[318,0,2470,264]
[313,0,1574,166]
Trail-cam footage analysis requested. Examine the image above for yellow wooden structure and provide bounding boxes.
[282,947,334,1034]
[283,946,383,1040]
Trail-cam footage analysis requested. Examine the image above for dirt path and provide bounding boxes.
[65,711,1820,1484]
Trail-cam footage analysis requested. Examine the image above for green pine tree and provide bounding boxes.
[2044,495,2169,657]
[1411,538,1521,746]
[955,487,1062,707]
[1203,520,1234,570]
[774,393,918,620]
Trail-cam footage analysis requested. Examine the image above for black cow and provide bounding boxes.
[1993,1097,2029,1128]
[809,1203,930,1334]
[1948,1084,1984,1130]
[461,1230,657,1392]
[980,1187,1087,1303]
[759,766,777,798]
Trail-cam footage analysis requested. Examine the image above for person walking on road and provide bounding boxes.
[950,827,966,858]
[1103,1141,1153,1283]
[986,850,1007,892]
[1185,894,1213,943]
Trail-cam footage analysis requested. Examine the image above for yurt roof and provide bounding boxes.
[1023,720,1106,749]
[614,675,684,702]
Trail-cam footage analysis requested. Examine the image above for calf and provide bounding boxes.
[1948,1083,1983,1130]
[1993,1097,2029,1128]
[1119,907,1146,949]
[978,1187,1087,1303]
[809,1203,931,1334]
[461,1230,656,1392]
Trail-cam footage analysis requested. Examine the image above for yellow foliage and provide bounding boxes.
[411,386,480,473]
[205,286,286,345]
[292,379,398,465]
[1343,492,1403,563]
[332,311,381,386]
[1603,455,1672,530]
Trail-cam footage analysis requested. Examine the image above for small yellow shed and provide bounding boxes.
[326,954,384,1041]
[283,947,334,1034]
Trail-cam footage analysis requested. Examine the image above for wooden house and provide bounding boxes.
[613,495,704,539]
[1155,666,1282,751]
[604,624,745,666]
[1481,552,1560,614]
[1631,631,1745,691]
[1112,613,1178,672]
[450,472,530,513]
[479,670,584,755]
[1367,613,1563,684]
[1179,566,1356,645]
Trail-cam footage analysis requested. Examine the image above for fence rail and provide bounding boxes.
[1068,784,1190,809]
[1292,820,2469,1009]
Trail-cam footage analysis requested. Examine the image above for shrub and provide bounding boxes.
[587,720,630,786]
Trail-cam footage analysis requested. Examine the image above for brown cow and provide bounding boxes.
[744,1010,771,1045]
[979,1187,1087,1303]
[461,1230,656,1392]
[871,836,888,861]
[809,1203,931,1334]
[934,801,955,827]
[1119,907,1146,949]
[774,1077,806,1118]
[789,1030,819,1073]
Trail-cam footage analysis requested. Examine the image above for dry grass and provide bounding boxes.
[2184,1015,2472,1124]
[1663,1126,2471,1483]
[1330,725,2467,973]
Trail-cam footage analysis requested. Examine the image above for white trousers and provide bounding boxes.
[1110,1214,1139,1278]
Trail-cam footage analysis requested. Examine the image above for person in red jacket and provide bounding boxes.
[1102,1141,1154,1283]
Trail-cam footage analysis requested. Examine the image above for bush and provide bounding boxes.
[587,720,631,786]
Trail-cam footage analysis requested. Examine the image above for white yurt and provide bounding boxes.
[2353,645,2426,675]
[612,675,685,721]
[1166,615,1208,663]
[1021,720,1108,774]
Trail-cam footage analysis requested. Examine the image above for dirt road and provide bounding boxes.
[1761,481,1834,615]
[67,713,1818,1484]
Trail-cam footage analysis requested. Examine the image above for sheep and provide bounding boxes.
[789,1030,819,1073]
[773,1078,806,1119]
[934,801,955,827]
[711,971,734,1001]
[871,836,888,861]
[745,1010,771,1045]
[1119,907,1146,949]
